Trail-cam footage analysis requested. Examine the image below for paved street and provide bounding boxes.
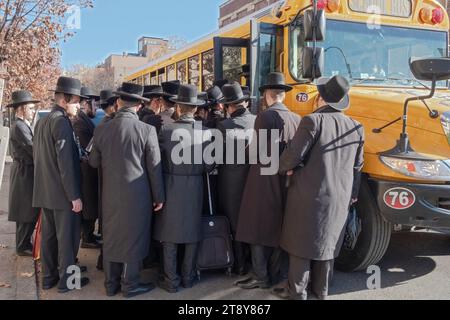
[1,162,450,300]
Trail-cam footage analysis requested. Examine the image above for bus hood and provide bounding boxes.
[348,87,450,136]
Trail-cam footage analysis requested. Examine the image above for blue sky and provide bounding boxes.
[60,0,224,68]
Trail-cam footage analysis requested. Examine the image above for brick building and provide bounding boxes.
[219,0,280,27]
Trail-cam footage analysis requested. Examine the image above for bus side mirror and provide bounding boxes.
[303,9,326,42]
[302,47,324,79]
[410,57,450,81]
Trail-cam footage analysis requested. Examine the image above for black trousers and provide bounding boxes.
[162,242,198,288]
[233,241,249,271]
[41,208,81,289]
[250,245,288,284]
[16,222,36,252]
[287,255,334,299]
[104,261,141,294]
[81,218,96,243]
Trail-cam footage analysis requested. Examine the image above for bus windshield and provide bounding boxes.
[290,20,448,87]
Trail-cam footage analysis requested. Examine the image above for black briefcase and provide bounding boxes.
[196,173,234,273]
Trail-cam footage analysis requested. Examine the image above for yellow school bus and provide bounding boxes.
[127,0,450,272]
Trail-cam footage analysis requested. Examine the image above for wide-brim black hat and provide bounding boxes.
[143,85,164,98]
[114,82,149,103]
[197,92,214,109]
[218,82,249,105]
[259,72,293,92]
[99,89,118,107]
[169,84,205,106]
[81,87,100,100]
[50,76,87,98]
[316,76,350,111]
[206,86,224,103]
[161,80,181,98]
[6,90,40,108]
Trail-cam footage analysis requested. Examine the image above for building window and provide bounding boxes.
[254,0,269,11]
[188,55,200,87]
[177,60,187,84]
[167,64,176,81]
[237,8,248,20]
[202,50,214,90]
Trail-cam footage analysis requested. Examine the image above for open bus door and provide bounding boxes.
[213,20,283,114]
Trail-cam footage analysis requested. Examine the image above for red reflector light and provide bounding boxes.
[315,0,328,10]
[432,8,444,24]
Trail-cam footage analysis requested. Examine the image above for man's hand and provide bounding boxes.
[72,199,83,213]
[286,170,294,176]
[153,203,164,213]
[351,198,358,205]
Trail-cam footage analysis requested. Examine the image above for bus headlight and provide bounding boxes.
[380,156,450,181]
[441,111,450,145]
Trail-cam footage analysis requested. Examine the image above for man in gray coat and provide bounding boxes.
[7,90,40,257]
[89,82,165,298]
[275,76,365,300]
[217,82,256,275]
[153,84,212,293]
[236,73,301,289]
[33,76,89,293]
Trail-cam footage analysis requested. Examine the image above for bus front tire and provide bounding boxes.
[336,178,393,272]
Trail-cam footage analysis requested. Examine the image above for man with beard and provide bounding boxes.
[140,85,164,133]
[7,90,40,257]
[89,82,165,298]
[160,80,180,124]
[33,76,89,293]
[235,73,301,290]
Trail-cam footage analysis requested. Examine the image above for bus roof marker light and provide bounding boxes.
[432,7,444,25]
[327,0,341,12]
[419,8,432,24]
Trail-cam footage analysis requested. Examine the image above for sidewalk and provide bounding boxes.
[0,162,38,300]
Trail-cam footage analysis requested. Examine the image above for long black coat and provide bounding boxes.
[279,107,365,261]
[8,119,39,223]
[153,115,213,244]
[73,111,98,220]
[140,108,163,134]
[89,108,165,263]
[33,105,82,211]
[217,108,256,233]
[236,103,301,248]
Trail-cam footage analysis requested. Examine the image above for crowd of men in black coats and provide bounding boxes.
[6,70,364,300]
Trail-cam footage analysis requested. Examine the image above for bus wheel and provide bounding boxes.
[336,178,393,272]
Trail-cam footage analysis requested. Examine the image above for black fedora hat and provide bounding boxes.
[197,92,213,109]
[99,89,118,108]
[161,80,181,98]
[316,76,350,111]
[259,72,293,92]
[213,79,229,89]
[206,86,224,103]
[6,90,40,108]
[51,76,86,97]
[170,84,205,106]
[114,82,149,103]
[81,87,100,100]
[218,82,249,105]
[143,85,164,98]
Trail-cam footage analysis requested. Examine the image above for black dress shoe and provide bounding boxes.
[42,278,59,290]
[17,250,33,257]
[58,277,90,293]
[237,278,271,290]
[106,287,121,297]
[158,280,178,293]
[272,287,307,301]
[81,241,101,249]
[123,284,155,299]
[233,277,253,286]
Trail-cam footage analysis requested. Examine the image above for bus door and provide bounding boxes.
[213,37,250,86]
[250,20,284,113]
